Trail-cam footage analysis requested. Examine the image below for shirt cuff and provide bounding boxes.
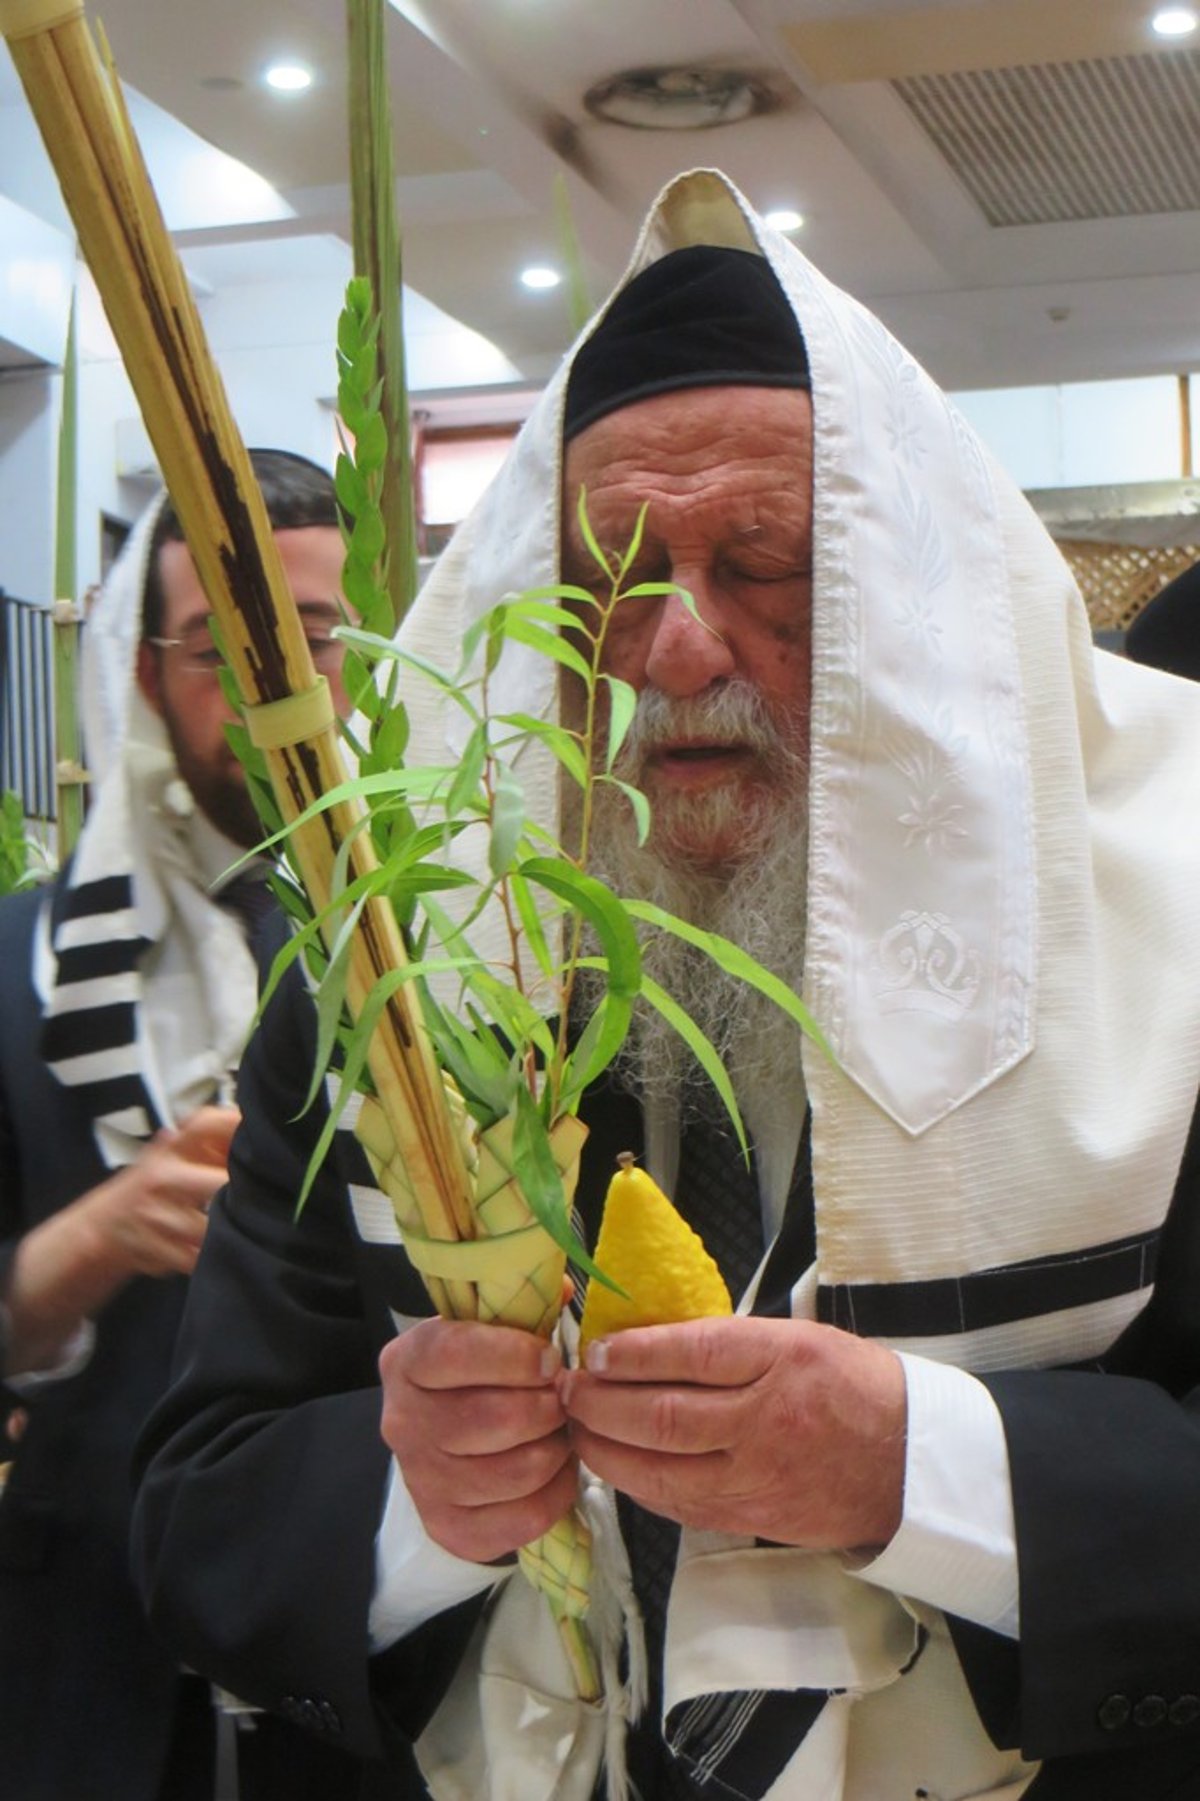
[368,1457,508,1654]
[3,1318,95,1391]
[849,1351,1020,1638]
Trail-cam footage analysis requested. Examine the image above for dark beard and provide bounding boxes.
[159,719,265,851]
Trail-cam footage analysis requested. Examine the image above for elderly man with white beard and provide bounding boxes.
[132,171,1200,1801]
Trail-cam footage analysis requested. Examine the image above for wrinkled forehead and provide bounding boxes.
[559,383,815,569]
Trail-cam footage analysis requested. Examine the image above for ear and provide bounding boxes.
[135,638,164,716]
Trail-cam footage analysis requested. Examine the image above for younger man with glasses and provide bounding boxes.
[0,449,364,1801]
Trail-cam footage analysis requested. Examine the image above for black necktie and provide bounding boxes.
[619,1106,767,1799]
[217,872,275,945]
[674,1107,767,1302]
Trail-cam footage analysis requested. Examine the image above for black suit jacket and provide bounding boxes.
[132,928,1200,1800]
[0,884,196,1801]
[0,882,367,1801]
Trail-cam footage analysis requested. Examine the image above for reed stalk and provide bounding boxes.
[346,0,417,628]
[52,287,85,861]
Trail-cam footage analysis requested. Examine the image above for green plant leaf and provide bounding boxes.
[575,485,612,580]
[507,581,604,613]
[488,765,526,877]
[446,722,487,818]
[624,899,834,1059]
[299,898,362,1118]
[334,454,367,518]
[597,775,651,845]
[519,858,641,1001]
[558,990,634,1113]
[602,675,638,771]
[636,973,748,1158]
[508,869,556,982]
[369,698,410,769]
[510,1083,609,1282]
[494,714,588,789]
[614,502,649,582]
[498,615,592,685]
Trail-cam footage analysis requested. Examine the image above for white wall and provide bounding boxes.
[0,365,55,602]
[0,194,73,367]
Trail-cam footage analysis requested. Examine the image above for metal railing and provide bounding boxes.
[0,590,57,822]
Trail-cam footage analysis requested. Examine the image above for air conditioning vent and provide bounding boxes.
[894,50,1200,225]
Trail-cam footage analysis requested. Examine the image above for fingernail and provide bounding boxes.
[540,1343,562,1379]
[584,1340,609,1374]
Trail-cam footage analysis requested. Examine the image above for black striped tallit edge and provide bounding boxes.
[38,870,162,1150]
[814,1225,1160,1339]
[666,1687,828,1798]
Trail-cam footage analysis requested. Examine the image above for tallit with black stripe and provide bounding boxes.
[36,497,259,1173]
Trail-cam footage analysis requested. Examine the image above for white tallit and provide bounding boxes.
[36,493,259,1169]
[395,169,1200,1801]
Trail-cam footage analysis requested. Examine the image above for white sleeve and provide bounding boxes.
[3,1318,95,1389]
[848,1351,1020,1638]
[368,1457,510,1654]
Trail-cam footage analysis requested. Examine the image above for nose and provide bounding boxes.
[642,583,735,698]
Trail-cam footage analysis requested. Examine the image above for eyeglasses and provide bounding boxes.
[147,625,345,677]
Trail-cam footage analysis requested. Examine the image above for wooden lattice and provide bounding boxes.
[1056,539,1200,634]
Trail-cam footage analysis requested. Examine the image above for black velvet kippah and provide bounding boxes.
[1124,558,1200,682]
[564,244,810,441]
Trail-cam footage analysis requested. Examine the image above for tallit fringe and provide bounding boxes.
[581,1472,646,1801]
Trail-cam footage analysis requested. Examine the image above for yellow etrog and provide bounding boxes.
[578,1152,732,1354]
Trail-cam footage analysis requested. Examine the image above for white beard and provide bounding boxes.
[578,682,810,1122]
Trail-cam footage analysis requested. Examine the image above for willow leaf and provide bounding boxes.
[508,869,555,982]
[575,485,611,579]
[421,995,518,1124]
[296,964,414,1213]
[489,765,527,877]
[447,722,487,818]
[614,502,649,583]
[602,675,638,771]
[558,990,634,1113]
[598,775,651,845]
[510,1083,608,1282]
[501,599,590,634]
[243,765,452,862]
[300,897,365,1119]
[494,714,588,789]
[637,974,748,1159]
[499,616,593,685]
[520,858,641,1000]
[624,900,833,1058]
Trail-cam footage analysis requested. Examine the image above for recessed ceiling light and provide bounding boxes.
[764,208,804,233]
[520,266,561,291]
[1151,6,1198,36]
[263,62,313,93]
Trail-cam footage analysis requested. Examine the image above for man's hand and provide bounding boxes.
[379,1318,579,1565]
[5,1104,239,1376]
[559,1316,907,1550]
[86,1106,237,1278]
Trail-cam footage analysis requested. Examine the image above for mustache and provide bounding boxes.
[615,679,803,773]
